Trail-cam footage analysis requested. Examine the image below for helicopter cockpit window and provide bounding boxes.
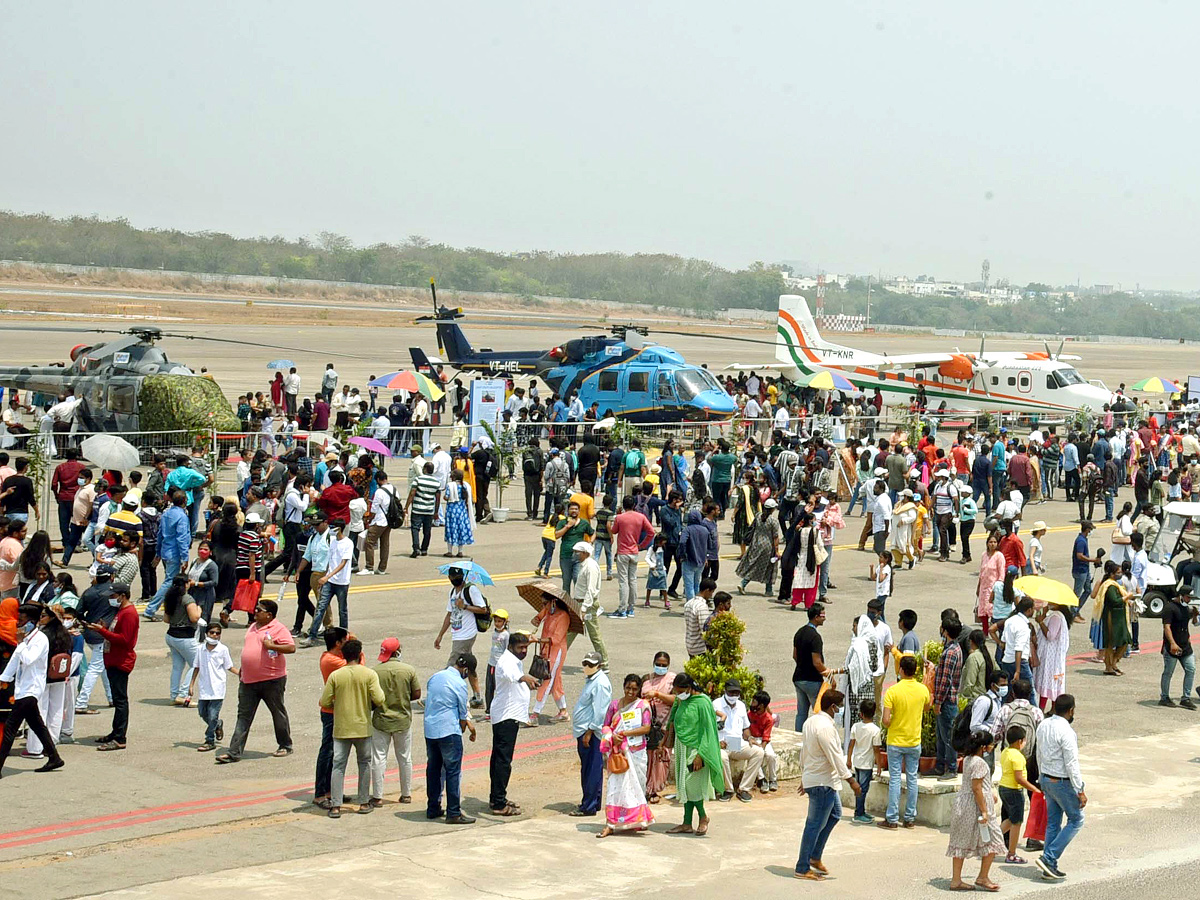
[657,372,674,400]
[674,369,718,401]
[627,371,649,393]
[597,370,619,392]
[108,384,136,414]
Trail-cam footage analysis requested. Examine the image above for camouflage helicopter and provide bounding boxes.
[0,325,371,433]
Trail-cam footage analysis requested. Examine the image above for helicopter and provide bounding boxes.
[408,282,737,423]
[0,325,374,433]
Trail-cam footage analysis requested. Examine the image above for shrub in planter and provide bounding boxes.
[683,611,763,699]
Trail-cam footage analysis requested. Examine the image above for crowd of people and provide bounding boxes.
[2,367,1198,891]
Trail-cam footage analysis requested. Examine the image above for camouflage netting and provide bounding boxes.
[138,375,241,432]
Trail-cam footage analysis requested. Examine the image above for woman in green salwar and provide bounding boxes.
[1098,562,1132,676]
[663,673,724,835]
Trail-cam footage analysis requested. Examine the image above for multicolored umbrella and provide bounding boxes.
[348,435,393,458]
[368,370,445,401]
[797,368,856,391]
[1130,376,1183,394]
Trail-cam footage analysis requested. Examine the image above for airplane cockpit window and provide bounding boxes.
[1046,374,1058,390]
[657,372,675,400]
[1055,367,1085,386]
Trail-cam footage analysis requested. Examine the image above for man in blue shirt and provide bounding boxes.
[1062,434,1080,501]
[144,491,192,620]
[1091,430,1110,472]
[568,652,612,817]
[990,432,1008,501]
[552,395,568,424]
[424,653,478,824]
[1071,520,1100,605]
[165,455,208,536]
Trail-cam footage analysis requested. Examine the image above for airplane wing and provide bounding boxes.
[722,363,795,372]
[870,352,958,370]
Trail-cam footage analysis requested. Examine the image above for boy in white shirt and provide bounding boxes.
[1029,521,1047,574]
[846,698,882,823]
[187,622,239,751]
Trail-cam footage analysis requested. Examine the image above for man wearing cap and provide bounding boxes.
[83,582,140,751]
[714,677,764,803]
[931,468,960,563]
[423,653,478,825]
[569,652,612,817]
[145,490,191,621]
[571,541,607,669]
[489,632,539,817]
[319,639,384,818]
[369,638,422,805]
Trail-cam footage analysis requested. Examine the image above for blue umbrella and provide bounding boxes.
[267,359,296,370]
[436,560,495,586]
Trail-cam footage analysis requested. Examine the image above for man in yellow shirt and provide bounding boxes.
[318,639,385,818]
[879,654,931,829]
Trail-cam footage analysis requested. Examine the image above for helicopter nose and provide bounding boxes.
[695,390,737,416]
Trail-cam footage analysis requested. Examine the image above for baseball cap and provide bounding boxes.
[874,467,887,476]
[724,678,743,694]
[245,512,264,524]
[454,652,478,675]
[110,583,131,597]
[934,469,950,478]
[572,541,593,555]
[377,637,401,661]
[581,651,603,668]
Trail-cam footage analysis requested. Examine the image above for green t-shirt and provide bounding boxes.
[709,453,737,484]
[624,449,646,476]
[559,518,595,559]
[371,659,421,733]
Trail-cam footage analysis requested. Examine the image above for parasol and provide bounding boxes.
[348,436,393,458]
[797,369,856,391]
[592,416,618,431]
[368,370,445,401]
[1013,575,1080,608]
[266,359,295,370]
[436,559,495,586]
[1130,377,1183,394]
[80,434,140,472]
[515,580,585,635]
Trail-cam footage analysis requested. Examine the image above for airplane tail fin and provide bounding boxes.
[775,294,863,366]
[408,346,439,376]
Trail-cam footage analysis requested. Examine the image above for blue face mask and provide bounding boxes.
[23,621,35,634]
[998,685,1009,699]
[653,664,668,676]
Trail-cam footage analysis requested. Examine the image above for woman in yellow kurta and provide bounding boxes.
[529,597,571,724]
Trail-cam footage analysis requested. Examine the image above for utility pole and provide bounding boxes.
[866,275,872,327]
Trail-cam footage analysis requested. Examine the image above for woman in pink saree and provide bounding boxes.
[640,650,675,803]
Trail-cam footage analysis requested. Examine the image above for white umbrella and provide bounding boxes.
[592,416,618,431]
[80,434,140,472]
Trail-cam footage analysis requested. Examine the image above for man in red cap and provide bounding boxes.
[368,637,421,807]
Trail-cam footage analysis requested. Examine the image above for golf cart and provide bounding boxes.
[1141,501,1200,618]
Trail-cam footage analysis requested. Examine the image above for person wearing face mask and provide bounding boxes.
[50,604,85,745]
[369,637,422,808]
[423,652,479,825]
[433,568,487,709]
[710,677,763,804]
[487,631,539,817]
[22,604,73,759]
[970,670,1008,770]
[186,540,219,630]
[163,575,202,705]
[82,582,139,751]
[61,468,96,567]
[640,650,675,803]
[568,651,612,818]
[0,603,65,774]
[794,689,861,881]
[186,622,238,752]
[664,672,723,835]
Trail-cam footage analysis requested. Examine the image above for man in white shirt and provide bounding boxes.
[370,411,391,443]
[488,632,539,816]
[867,598,894,709]
[795,689,859,881]
[321,364,339,403]
[430,443,453,524]
[301,519,354,647]
[774,404,790,432]
[1000,596,1035,686]
[505,388,527,419]
[1180,425,1200,460]
[1034,695,1087,880]
[871,482,892,555]
[713,678,764,803]
[362,472,397,577]
[0,604,65,771]
[743,395,762,421]
[283,368,301,415]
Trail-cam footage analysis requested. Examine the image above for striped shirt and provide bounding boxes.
[409,474,440,516]
[237,530,264,568]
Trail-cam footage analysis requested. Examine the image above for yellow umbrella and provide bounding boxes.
[1013,575,1079,608]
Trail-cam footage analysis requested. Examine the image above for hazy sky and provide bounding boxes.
[3,3,1197,289]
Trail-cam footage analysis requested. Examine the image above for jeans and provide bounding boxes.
[1064,468,1080,500]
[1103,488,1116,521]
[935,701,957,773]
[489,718,520,810]
[197,698,223,744]
[886,744,920,824]
[61,521,85,565]
[139,552,159,600]
[146,557,185,617]
[1073,570,1093,604]
[1161,652,1197,702]
[228,676,292,758]
[331,736,372,807]
[1041,775,1085,869]
[77,642,112,707]
[315,710,334,797]
[853,768,873,818]
[165,633,199,700]
[560,555,578,594]
[577,733,603,812]
[795,785,841,874]
[308,582,349,640]
[371,728,413,799]
[1000,658,1034,694]
[537,537,555,574]
[409,512,432,554]
[847,481,866,516]
[56,500,72,549]
[936,512,954,559]
[426,733,464,818]
[593,538,613,577]
[960,520,975,560]
[615,553,638,612]
[681,561,701,600]
[793,679,822,731]
[973,479,991,516]
[992,470,1007,501]
[107,667,131,743]
[818,544,833,595]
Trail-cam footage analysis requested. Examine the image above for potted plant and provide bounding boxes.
[481,420,515,523]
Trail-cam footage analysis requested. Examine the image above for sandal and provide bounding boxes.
[328,807,342,819]
[357,803,374,814]
[272,747,293,757]
[695,816,710,836]
[215,753,239,764]
[973,881,1000,892]
[399,795,413,804]
[314,797,334,810]
[197,743,215,752]
[948,884,976,892]
[492,804,521,817]
[666,824,694,834]
[596,825,613,838]
[96,741,126,751]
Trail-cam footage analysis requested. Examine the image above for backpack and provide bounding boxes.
[1004,703,1039,760]
[547,459,570,495]
[523,450,540,477]
[382,485,405,530]
[951,695,994,753]
[624,449,643,473]
[461,585,491,632]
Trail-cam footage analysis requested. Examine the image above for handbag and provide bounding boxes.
[607,746,630,774]
[232,578,263,613]
[646,701,665,751]
[1111,528,1131,545]
[528,651,551,682]
[47,651,71,682]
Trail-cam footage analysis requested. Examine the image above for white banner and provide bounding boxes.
[468,379,505,446]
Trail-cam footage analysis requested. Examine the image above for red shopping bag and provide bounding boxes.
[1024,789,1047,841]
[232,578,263,613]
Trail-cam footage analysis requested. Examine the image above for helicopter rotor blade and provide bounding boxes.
[153,332,378,361]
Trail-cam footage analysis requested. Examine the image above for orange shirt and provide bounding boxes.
[319,650,347,714]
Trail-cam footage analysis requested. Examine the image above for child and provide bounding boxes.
[912,500,928,563]
[594,494,615,581]
[644,463,661,495]
[1029,521,1047,575]
[846,698,881,823]
[644,534,669,610]
[998,724,1040,864]
[869,550,893,617]
[748,690,778,792]
[536,502,565,577]
[187,623,239,752]
[896,608,921,656]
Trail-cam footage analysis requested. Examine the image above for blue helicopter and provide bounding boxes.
[408,283,736,422]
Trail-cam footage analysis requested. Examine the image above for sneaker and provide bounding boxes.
[1159,697,1177,708]
[1005,854,1027,865]
[20,751,45,760]
[769,782,778,792]
[852,814,874,824]
[355,569,373,576]
[736,790,752,803]
[606,611,624,619]
[1181,698,1197,711]
[626,610,635,618]
[1035,856,1066,880]
[298,637,314,648]
[938,772,958,782]
[1025,839,1044,852]
[469,697,484,709]
[717,791,734,802]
